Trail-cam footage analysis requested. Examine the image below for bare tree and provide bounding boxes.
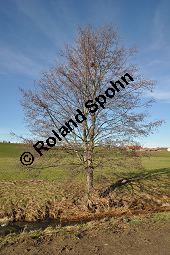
[21,25,161,195]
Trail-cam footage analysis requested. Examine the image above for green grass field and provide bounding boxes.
[0,142,169,223]
[0,142,170,181]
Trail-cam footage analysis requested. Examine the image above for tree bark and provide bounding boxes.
[84,149,94,194]
[86,166,93,194]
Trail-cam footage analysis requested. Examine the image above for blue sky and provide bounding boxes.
[0,0,170,147]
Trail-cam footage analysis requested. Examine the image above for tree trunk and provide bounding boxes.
[86,165,93,194]
[84,149,94,194]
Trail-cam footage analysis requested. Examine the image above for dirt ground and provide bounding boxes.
[0,218,169,255]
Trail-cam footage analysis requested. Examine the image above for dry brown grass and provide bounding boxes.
[0,179,169,225]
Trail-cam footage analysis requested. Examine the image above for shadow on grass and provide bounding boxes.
[100,168,170,197]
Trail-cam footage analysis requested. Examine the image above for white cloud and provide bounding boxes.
[149,90,170,102]
[0,46,43,76]
[15,0,74,45]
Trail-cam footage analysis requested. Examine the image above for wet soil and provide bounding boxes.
[0,219,169,255]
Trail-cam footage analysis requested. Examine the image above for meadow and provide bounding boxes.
[0,142,170,181]
[0,142,169,223]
